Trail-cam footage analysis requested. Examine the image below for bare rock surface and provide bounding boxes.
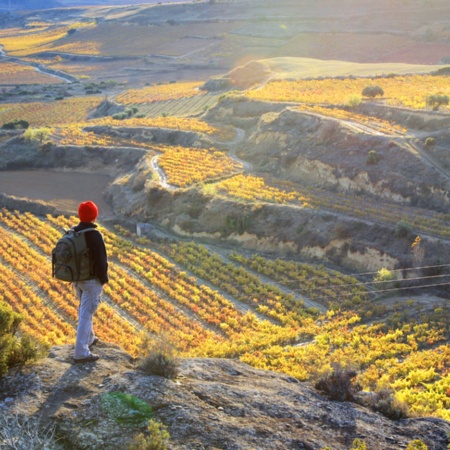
[1,344,449,449]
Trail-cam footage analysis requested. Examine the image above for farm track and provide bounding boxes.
[203,243,327,314]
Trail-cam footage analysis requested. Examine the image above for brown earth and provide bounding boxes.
[0,170,113,217]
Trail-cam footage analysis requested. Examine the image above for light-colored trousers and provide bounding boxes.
[73,279,103,359]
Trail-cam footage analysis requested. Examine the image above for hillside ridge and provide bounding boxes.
[1,343,449,450]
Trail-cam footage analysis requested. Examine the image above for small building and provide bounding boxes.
[136,223,152,237]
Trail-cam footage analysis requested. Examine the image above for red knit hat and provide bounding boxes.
[78,201,98,222]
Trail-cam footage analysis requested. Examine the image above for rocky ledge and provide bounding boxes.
[0,344,449,450]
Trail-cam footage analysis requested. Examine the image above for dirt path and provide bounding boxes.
[0,170,114,217]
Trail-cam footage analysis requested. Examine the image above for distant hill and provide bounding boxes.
[0,0,185,10]
[0,0,61,10]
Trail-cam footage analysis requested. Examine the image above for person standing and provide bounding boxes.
[73,200,109,364]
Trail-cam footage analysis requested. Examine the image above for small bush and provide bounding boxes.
[137,334,179,379]
[314,363,361,402]
[425,137,436,147]
[23,128,50,144]
[366,149,381,165]
[426,94,449,111]
[1,119,29,130]
[112,112,127,120]
[407,440,428,450]
[129,419,170,450]
[0,413,57,450]
[395,220,413,238]
[0,301,47,380]
[346,94,362,108]
[365,388,409,420]
[351,439,367,450]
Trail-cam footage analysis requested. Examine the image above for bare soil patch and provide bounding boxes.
[0,170,113,217]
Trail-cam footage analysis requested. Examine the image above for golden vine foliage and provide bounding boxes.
[51,125,150,148]
[115,82,205,105]
[0,97,103,127]
[0,62,63,85]
[245,75,450,110]
[92,116,222,135]
[158,146,242,187]
[0,209,449,419]
[214,174,309,204]
[296,104,407,134]
[0,23,95,57]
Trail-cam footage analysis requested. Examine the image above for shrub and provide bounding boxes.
[112,112,127,120]
[362,85,384,99]
[314,363,361,402]
[395,220,413,237]
[366,149,381,165]
[374,267,395,283]
[351,439,367,450]
[365,388,409,420]
[137,334,179,379]
[0,301,47,380]
[23,128,50,144]
[426,94,449,111]
[1,119,29,130]
[0,413,57,450]
[425,137,436,147]
[407,440,428,450]
[129,420,170,450]
[346,94,362,108]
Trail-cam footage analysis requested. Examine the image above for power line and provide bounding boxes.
[297,272,450,292]
[312,283,450,300]
[341,263,450,278]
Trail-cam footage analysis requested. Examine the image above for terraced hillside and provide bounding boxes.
[0,0,450,435]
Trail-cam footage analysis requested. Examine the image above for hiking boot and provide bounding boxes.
[73,354,99,364]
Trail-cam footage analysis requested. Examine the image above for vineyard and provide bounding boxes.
[157,146,242,187]
[0,22,96,57]
[0,61,63,85]
[0,209,448,420]
[0,96,103,127]
[245,74,450,111]
[2,3,450,428]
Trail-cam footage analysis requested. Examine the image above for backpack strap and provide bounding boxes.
[67,227,97,237]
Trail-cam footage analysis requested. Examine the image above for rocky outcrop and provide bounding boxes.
[1,344,449,450]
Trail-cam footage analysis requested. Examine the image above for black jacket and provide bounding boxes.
[73,222,109,285]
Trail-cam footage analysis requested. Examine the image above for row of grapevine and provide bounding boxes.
[0,61,63,85]
[0,209,141,356]
[158,147,242,187]
[46,214,301,356]
[1,209,449,418]
[228,252,368,310]
[245,75,450,111]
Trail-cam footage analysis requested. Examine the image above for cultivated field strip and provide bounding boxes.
[0,210,141,355]
[46,214,300,354]
[0,257,74,345]
[130,93,221,118]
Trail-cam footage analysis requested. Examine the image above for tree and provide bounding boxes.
[1,119,29,130]
[23,128,50,144]
[426,94,449,111]
[362,85,384,99]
